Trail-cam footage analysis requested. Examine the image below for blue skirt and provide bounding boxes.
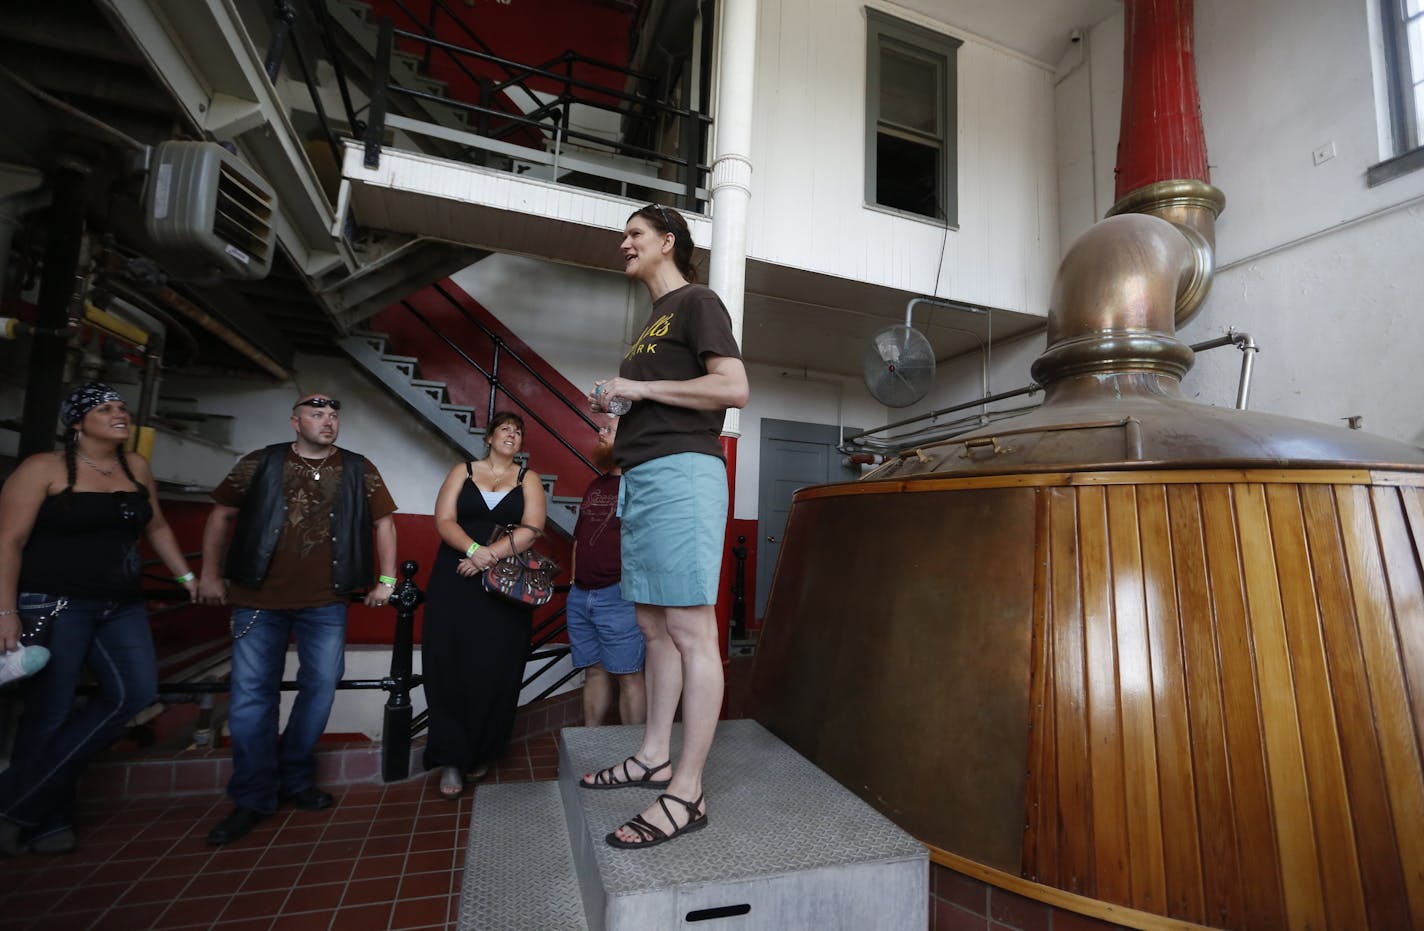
[618,452,728,606]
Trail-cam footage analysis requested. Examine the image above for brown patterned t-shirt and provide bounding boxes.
[212,447,396,609]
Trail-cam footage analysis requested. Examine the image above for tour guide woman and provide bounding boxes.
[579,204,749,849]
[0,383,197,855]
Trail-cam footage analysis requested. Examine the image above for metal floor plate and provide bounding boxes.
[458,781,588,931]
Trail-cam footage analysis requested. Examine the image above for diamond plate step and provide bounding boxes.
[554,720,928,931]
[459,781,587,931]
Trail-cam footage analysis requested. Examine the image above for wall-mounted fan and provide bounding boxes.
[863,323,935,407]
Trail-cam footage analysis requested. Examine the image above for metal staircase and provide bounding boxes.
[339,329,581,537]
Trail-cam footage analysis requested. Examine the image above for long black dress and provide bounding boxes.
[422,464,534,773]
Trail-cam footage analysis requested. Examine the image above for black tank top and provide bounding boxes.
[19,490,153,599]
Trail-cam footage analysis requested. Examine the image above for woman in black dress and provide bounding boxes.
[422,411,547,798]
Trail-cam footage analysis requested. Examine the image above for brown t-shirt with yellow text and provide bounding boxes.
[614,284,742,471]
[213,447,396,609]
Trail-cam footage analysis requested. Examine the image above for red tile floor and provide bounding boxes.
[0,734,559,931]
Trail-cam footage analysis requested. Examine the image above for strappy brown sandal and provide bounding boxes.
[579,755,671,790]
[606,792,708,849]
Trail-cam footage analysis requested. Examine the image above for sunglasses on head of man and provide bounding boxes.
[294,397,342,411]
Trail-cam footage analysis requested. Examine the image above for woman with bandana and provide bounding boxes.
[0,382,196,856]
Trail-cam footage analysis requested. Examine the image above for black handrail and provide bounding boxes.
[428,282,601,438]
[138,566,576,758]
[308,0,364,135]
[387,79,705,171]
[398,296,599,476]
[362,12,712,208]
[393,29,694,119]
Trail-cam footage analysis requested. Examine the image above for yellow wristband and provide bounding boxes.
[377,575,396,586]
[465,542,480,558]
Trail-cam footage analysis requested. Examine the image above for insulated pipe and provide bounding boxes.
[706,0,757,442]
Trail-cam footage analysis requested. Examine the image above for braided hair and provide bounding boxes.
[63,428,78,496]
[62,428,143,495]
[629,204,697,283]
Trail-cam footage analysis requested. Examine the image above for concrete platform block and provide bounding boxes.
[559,719,927,931]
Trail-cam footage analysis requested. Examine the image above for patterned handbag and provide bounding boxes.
[481,524,560,606]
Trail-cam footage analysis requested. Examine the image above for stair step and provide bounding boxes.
[458,782,587,930]
[409,378,448,403]
[440,403,478,428]
[380,355,419,380]
[461,721,927,930]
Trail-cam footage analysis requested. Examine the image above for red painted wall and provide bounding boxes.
[371,280,599,500]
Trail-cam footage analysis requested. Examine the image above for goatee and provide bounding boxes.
[592,441,617,473]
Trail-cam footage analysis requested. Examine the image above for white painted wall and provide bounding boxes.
[743,0,1060,316]
[160,354,453,516]
[454,254,892,520]
[1048,1,1424,447]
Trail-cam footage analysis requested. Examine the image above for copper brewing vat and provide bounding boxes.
[750,24,1424,927]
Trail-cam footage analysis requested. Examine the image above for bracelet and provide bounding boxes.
[377,575,397,586]
[465,542,480,558]
[0,609,14,618]
[174,571,195,584]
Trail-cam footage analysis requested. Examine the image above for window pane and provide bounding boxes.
[880,46,940,134]
[1407,0,1421,19]
[876,132,940,218]
[1415,82,1424,147]
[1410,17,1424,83]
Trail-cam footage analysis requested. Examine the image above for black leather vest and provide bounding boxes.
[224,443,373,593]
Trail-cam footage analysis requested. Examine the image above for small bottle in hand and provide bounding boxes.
[594,383,632,415]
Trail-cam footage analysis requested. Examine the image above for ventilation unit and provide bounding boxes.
[143,141,276,280]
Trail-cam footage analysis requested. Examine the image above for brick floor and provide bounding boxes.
[0,734,557,931]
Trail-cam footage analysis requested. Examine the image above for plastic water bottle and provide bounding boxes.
[595,383,632,416]
[0,644,50,687]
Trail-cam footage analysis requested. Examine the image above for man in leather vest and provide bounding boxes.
[197,394,398,845]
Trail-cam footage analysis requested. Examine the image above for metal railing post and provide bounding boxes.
[365,17,394,169]
[487,339,502,424]
[264,0,297,82]
[730,535,747,640]
[381,559,424,782]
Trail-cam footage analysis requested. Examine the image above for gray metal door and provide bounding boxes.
[756,420,859,619]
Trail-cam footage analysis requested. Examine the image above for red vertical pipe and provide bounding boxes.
[1114,0,1210,198]
[716,434,738,669]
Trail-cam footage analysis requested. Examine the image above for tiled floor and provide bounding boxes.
[0,734,559,931]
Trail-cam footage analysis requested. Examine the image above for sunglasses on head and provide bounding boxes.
[295,398,341,411]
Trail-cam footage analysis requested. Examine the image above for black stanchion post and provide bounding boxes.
[381,560,424,782]
[730,535,747,641]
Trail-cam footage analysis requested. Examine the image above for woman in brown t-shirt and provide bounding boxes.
[579,205,749,849]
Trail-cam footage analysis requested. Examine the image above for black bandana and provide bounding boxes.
[61,382,124,428]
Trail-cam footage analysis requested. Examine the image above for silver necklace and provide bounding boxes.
[76,450,118,476]
[292,443,335,480]
[487,460,515,486]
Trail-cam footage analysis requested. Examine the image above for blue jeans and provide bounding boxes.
[0,596,156,835]
[226,603,346,812]
[566,582,644,674]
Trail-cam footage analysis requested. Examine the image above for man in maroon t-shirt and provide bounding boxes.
[567,416,645,726]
